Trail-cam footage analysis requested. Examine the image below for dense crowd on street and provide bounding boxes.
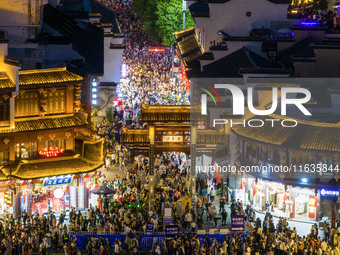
[294,7,340,33]
[0,211,77,254]
[100,0,190,129]
[24,0,334,254]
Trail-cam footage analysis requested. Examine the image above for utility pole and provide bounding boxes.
[182,0,186,30]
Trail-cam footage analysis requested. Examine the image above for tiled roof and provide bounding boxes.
[175,27,203,63]
[89,0,121,34]
[141,104,191,122]
[13,156,102,180]
[18,67,83,86]
[0,114,87,134]
[232,115,340,152]
[0,168,8,181]
[0,74,15,89]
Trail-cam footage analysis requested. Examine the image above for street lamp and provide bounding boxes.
[183,0,186,30]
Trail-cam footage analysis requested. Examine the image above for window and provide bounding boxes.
[0,99,9,121]
[41,139,66,150]
[15,92,39,117]
[46,90,66,115]
[15,142,37,159]
[0,151,9,165]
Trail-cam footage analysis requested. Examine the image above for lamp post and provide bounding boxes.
[182,0,186,30]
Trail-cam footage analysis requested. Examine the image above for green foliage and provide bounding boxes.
[105,107,114,124]
[133,0,195,45]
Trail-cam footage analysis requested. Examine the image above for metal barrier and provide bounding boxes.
[73,233,247,250]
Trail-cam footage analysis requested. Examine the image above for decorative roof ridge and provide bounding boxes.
[14,113,75,122]
[141,103,191,112]
[18,67,83,80]
[4,56,21,67]
[19,67,67,74]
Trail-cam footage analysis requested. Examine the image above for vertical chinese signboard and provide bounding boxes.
[308,196,317,220]
[231,215,245,232]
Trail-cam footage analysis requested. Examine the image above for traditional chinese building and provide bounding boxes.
[0,39,103,216]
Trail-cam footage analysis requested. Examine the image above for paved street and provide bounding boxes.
[98,163,319,238]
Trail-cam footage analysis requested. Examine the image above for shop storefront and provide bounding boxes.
[251,179,317,221]
[0,182,14,215]
[253,181,265,211]
[16,173,97,216]
[319,188,340,222]
[286,186,316,221]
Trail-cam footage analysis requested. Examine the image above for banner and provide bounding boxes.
[43,177,72,187]
[165,225,179,236]
[146,223,154,234]
[231,215,245,232]
[164,219,173,225]
[73,233,247,250]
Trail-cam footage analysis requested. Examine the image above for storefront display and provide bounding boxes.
[13,172,97,216]
[308,196,317,220]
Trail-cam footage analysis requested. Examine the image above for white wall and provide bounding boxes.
[100,36,124,84]
[194,0,291,52]
[0,0,48,43]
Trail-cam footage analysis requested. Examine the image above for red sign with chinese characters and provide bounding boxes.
[148,48,165,53]
[308,196,317,219]
[38,146,65,157]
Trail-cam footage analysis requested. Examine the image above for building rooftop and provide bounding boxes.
[12,156,102,180]
[201,47,279,77]
[0,113,87,134]
[18,67,83,86]
[88,0,121,34]
[0,74,15,89]
[141,104,191,122]
[175,27,203,64]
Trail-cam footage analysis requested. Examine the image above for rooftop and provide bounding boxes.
[0,74,15,89]
[12,155,102,180]
[175,27,203,64]
[201,47,279,77]
[141,104,191,122]
[19,67,83,87]
[0,113,87,134]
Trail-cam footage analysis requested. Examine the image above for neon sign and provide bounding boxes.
[308,196,317,219]
[148,48,165,53]
[320,189,340,197]
[300,22,319,26]
[38,146,65,157]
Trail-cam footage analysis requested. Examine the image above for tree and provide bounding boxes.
[133,0,195,45]
[105,107,114,124]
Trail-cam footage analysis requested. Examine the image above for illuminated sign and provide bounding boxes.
[320,189,340,197]
[91,78,98,105]
[43,177,72,187]
[53,188,64,199]
[121,63,127,78]
[308,196,317,219]
[148,48,165,53]
[162,136,183,142]
[300,22,318,26]
[38,147,64,157]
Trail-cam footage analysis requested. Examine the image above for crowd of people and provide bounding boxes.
[100,0,189,130]
[293,7,340,33]
[26,0,337,254]
[0,211,78,254]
